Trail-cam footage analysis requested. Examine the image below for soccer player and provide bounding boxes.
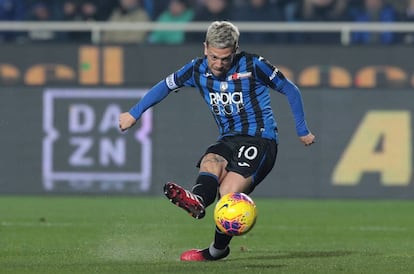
[119,21,315,261]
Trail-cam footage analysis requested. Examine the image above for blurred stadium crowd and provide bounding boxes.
[1,0,414,45]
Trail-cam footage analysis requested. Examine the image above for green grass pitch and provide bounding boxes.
[1,196,414,274]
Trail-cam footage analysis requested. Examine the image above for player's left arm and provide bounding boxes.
[255,56,315,146]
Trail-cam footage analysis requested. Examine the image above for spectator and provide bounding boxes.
[349,0,399,45]
[59,0,100,42]
[61,1,99,19]
[102,0,150,44]
[58,0,117,21]
[94,0,119,20]
[231,0,284,44]
[0,0,26,42]
[148,0,194,45]
[192,0,230,21]
[26,1,56,42]
[142,0,154,19]
[27,0,62,19]
[295,0,348,43]
[151,1,174,20]
[301,0,348,20]
[401,0,414,44]
[279,0,304,43]
[60,0,81,41]
[186,0,231,43]
[61,0,78,20]
[79,1,100,22]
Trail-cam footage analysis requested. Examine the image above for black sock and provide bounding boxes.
[191,172,219,207]
[213,226,233,250]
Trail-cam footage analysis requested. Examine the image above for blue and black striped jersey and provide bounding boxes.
[164,51,309,142]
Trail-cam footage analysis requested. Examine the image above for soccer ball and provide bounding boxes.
[214,192,257,236]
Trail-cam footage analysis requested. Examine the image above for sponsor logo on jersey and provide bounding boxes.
[209,91,244,115]
[228,72,252,81]
[269,68,279,81]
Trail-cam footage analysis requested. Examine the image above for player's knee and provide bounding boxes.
[199,153,227,177]
[219,174,252,196]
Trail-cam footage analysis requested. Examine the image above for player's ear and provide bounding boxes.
[203,42,208,56]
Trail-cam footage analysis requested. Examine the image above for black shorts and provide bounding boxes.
[197,135,278,192]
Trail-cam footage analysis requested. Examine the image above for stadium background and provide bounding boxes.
[1,0,414,198]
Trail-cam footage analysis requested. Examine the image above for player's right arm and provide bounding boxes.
[119,80,171,131]
[119,59,198,131]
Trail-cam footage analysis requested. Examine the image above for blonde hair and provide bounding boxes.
[205,21,239,50]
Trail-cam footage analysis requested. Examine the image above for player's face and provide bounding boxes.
[204,44,235,78]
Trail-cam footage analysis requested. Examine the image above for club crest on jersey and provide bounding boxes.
[227,72,252,81]
[220,81,228,92]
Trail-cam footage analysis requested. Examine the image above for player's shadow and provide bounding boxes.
[246,250,355,261]
[230,250,356,270]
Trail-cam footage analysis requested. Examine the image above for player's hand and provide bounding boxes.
[119,112,136,132]
[299,132,315,147]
